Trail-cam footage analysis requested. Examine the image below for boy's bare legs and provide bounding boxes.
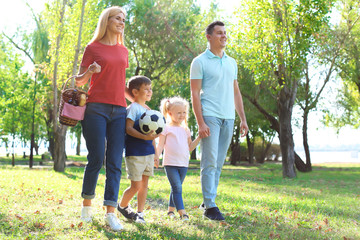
[119,180,142,208]
[137,175,149,213]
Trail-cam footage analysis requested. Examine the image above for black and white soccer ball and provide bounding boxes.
[139,110,166,135]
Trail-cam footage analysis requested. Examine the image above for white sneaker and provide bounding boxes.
[105,213,124,231]
[81,206,93,223]
[135,212,146,223]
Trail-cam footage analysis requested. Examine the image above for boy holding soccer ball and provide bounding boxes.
[117,75,159,223]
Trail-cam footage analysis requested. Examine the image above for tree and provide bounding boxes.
[2,2,51,167]
[324,0,360,129]
[40,0,101,171]
[0,35,33,165]
[233,0,334,178]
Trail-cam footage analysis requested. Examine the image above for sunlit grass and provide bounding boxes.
[0,162,359,239]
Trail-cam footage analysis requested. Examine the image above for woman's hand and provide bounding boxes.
[88,61,101,74]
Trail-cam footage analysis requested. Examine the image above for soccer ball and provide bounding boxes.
[139,110,166,135]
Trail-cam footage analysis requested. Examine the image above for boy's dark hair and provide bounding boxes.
[127,75,151,95]
[205,21,225,35]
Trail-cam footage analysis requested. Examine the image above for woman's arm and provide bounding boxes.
[75,62,101,87]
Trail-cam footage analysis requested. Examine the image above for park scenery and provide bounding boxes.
[0,0,359,239]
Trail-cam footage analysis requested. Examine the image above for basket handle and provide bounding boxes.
[61,76,77,92]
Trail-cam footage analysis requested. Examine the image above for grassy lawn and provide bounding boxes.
[0,157,359,239]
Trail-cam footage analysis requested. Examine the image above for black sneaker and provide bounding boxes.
[117,205,137,221]
[204,207,225,221]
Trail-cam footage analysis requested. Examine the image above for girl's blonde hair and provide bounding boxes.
[90,6,126,45]
[160,96,190,127]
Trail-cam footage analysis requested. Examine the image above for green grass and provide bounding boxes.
[0,160,359,239]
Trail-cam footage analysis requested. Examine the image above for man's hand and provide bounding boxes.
[198,122,210,138]
[240,121,249,137]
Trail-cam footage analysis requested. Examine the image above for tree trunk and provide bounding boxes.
[278,88,296,178]
[76,129,81,155]
[246,134,255,164]
[35,142,39,155]
[243,92,310,173]
[229,144,241,165]
[53,126,67,172]
[52,0,68,172]
[259,141,271,164]
[302,109,312,172]
[11,136,15,166]
[29,72,38,168]
[190,149,196,160]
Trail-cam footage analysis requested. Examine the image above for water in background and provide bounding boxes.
[296,150,360,163]
[1,137,359,164]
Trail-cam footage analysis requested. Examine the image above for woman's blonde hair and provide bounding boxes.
[90,6,126,45]
[160,96,190,127]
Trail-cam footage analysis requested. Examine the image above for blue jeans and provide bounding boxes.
[200,116,234,209]
[164,166,188,211]
[81,103,126,208]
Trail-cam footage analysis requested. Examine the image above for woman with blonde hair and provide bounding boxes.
[75,6,132,231]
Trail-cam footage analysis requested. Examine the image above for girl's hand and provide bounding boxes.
[88,61,101,74]
[154,155,159,168]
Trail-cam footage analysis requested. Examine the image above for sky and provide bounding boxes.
[1,0,359,150]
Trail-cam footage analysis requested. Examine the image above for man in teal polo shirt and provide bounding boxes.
[190,21,248,221]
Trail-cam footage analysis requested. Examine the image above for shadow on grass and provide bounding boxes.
[0,213,12,236]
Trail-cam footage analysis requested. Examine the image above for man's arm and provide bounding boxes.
[234,80,249,137]
[190,79,210,138]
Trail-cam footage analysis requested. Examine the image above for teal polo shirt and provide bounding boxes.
[190,49,238,119]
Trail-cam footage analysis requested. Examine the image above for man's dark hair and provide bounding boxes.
[205,21,225,35]
[127,75,151,95]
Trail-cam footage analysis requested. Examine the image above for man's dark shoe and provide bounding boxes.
[117,204,137,221]
[204,207,225,221]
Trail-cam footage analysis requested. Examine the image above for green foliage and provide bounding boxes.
[324,0,360,129]
[122,0,220,133]
[0,163,359,239]
[0,36,38,144]
[324,80,360,129]
[234,0,334,89]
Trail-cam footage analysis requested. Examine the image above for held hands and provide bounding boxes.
[198,122,210,139]
[154,154,159,169]
[88,61,101,74]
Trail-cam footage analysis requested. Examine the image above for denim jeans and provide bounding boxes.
[81,102,126,208]
[200,116,234,209]
[164,166,188,211]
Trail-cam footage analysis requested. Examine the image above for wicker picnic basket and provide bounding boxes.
[59,76,88,127]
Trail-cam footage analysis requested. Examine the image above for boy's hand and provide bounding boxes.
[142,131,160,140]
